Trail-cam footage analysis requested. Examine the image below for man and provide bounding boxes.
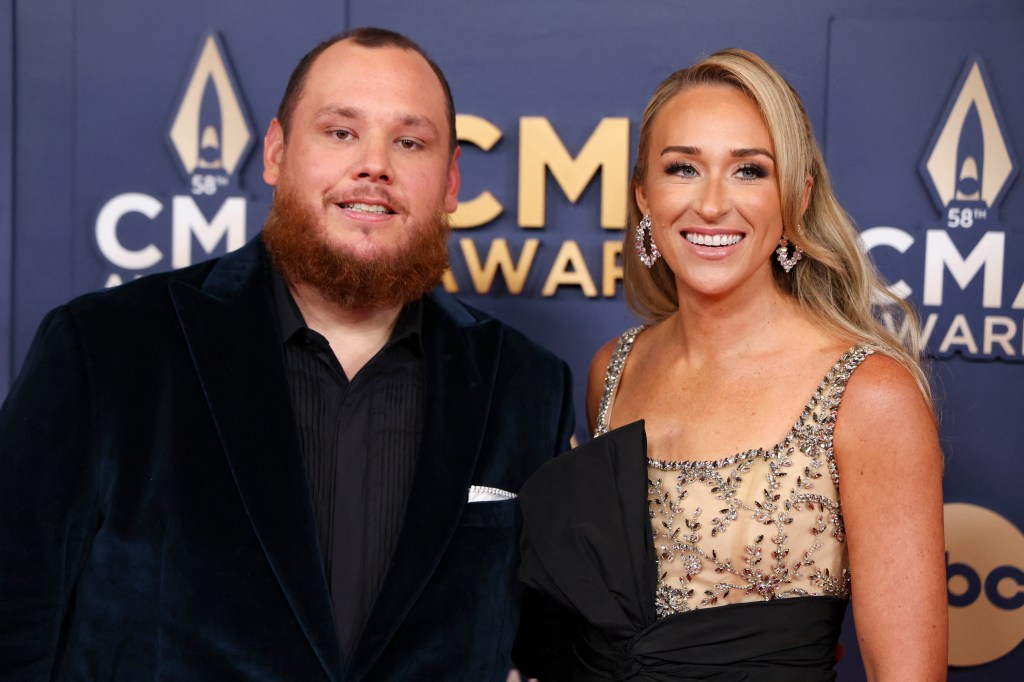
[0,28,573,681]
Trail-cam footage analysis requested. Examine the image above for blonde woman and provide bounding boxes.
[515,49,946,681]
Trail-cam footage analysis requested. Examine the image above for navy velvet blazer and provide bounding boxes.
[0,237,575,681]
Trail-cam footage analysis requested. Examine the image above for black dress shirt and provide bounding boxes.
[271,267,424,664]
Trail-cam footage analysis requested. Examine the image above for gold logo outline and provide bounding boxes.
[167,33,254,183]
[920,56,1017,218]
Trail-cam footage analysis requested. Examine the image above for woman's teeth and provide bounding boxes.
[685,232,743,247]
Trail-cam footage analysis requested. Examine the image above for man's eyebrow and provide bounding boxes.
[398,114,439,137]
[314,107,440,137]
[315,105,363,120]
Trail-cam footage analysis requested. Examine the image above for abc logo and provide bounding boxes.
[945,503,1024,666]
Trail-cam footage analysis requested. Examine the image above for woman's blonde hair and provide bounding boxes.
[623,48,931,402]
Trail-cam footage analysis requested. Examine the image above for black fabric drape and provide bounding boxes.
[518,420,846,681]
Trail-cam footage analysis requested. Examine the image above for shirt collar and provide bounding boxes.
[270,264,424,356]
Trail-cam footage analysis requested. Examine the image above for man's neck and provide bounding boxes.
[288,281,403,380]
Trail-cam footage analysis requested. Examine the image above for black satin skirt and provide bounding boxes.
[566,597,847,681]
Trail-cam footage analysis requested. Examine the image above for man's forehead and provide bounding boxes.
[310,40,434,85]
[301,41,445,107]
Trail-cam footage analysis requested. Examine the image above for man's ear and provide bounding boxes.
[263,118,285,187]
[444,146,462,215]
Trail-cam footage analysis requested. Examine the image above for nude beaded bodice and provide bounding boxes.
[595,326,873,619]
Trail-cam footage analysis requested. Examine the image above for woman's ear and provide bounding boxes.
[800,174,813,215]
[635,182,649,218]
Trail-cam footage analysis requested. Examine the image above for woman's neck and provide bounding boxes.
[667,280,807,365]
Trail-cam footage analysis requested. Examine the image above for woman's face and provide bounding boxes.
[636,84,784,302]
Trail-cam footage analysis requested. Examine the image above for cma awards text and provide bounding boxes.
[94,114,1024,358]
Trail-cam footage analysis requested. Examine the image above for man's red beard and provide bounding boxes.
[262,185,450,309]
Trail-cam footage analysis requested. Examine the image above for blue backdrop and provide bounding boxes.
[4,0,1023,677]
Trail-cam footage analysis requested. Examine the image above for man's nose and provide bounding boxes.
[354,136,393,183]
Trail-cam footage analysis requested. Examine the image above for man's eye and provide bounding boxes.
[332,130,351,140]
[398,139,420,150]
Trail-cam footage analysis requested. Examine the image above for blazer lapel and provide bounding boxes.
[170,239,342,680]
[346,291,502,678]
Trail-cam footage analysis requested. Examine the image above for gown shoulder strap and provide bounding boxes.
[594,326,646,437]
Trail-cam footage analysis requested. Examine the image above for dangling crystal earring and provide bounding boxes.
[776,232,804,273]
[635,214,660,268]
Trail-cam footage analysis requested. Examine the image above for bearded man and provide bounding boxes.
[0,28,574,681]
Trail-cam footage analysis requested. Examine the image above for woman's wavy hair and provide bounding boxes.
[623,48,931,402]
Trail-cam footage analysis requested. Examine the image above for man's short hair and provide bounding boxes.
[274,27,457,154]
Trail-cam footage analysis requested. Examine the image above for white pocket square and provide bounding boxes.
[467,485,517,503]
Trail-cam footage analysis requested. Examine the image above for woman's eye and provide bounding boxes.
[666,162,697,178]
[332,130,351,140]
[737,164,768,180]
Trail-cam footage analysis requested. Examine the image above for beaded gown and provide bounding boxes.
[516,327,875,681]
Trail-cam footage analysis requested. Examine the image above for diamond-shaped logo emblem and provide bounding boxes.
[920,57,1016,218]
[168,34,253,187]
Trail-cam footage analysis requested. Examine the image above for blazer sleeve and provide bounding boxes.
[555,359,575,455]
[511,359,578,679]
[0,306,100,680]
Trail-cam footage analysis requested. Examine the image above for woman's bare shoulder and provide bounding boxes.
[834,350,938,469]
[589,336,619,375]
[841,350,931,420]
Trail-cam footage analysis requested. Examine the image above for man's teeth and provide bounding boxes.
[685,232,743,247]
[342,202,390,214]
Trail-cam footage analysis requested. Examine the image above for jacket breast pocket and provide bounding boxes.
[460,498,519,528]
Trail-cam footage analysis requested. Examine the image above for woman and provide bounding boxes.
[515,49,947,680]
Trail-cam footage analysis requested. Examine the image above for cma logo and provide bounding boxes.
[920,56,1017,229]
[944,503,1024,666]
[95,33,254,285]
[864,56,1024,359]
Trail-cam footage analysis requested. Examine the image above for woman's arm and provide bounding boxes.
[834,353,947,681]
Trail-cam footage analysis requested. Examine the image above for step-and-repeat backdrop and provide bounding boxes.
[3,0,1022,677]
